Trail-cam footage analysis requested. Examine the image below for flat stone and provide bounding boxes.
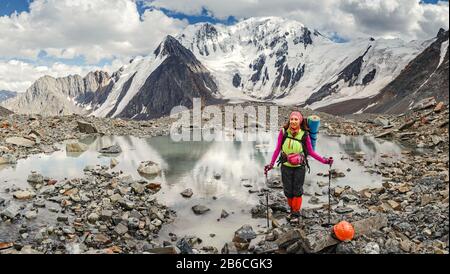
[99,144,122,154]
[233,225,256,244]
[24,210,37,220]
[192,205,210,215]
[114,223,128,235]
[13,190,35,200]
[387,200,401,210]
[1,203,21,219]
[180,188,193,198]
[334,206,354,214]
[5,137,35,147]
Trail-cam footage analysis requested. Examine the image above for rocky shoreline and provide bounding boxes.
[0,100,448,254]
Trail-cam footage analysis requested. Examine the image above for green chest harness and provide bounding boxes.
[276,128,311,173]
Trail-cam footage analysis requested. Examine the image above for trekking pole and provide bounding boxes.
[327,159,333,226]
[265,173,270,229]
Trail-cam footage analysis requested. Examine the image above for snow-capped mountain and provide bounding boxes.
[317,28,449,114]
[92,35,221,119]
[3,17,446,118]
[176,17,432,108]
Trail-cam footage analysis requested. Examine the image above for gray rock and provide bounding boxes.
[27,172,44,184]
[192,205,210,215]
[137,161,161,176]
[100,210,113,221]
[114,223,128,235]
[62,226,75,234]
[374,117,390,127]
[5,137,35,148]
[87,212,99,223]
[335,206,354,214]
[233,225,256,243]
[57,215,68,222]
[0,154,17,165]
[131,182,145,194]
[99,144,122,154]
[24,210,38,220]
[180,188,193,198]
[363,242,380,254]
[176,238,194,254]
[77,121,98,134]
[1,203,21,219]
[221,209,229,219]
[128,217,140,230]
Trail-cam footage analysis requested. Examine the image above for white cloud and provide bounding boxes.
[0,0,188,63]
[0,58,126,92]
[146,0,449,41]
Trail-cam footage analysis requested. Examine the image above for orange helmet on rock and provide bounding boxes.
[333,221,355,241]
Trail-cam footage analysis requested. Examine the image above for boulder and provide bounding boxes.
[137,161,161,176]
[5,137,35,148]
[66,142,88,153]
[77,121,98,134]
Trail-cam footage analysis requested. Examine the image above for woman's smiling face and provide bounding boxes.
[290,116,300,129]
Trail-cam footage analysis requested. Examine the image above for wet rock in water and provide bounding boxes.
[13,190,36,200]
[62,226,75,234]
[110,158,119,168]
[137,161,161,176]
[362,242,380,254]
[99,144,122,154]
[66,142,88,153]
[77,121,98,134]
[251,205,266,218]
[233,225,256,244]
[5,136,35,148]
[57,215,68,222]
[180,188,193,198]
[192,205,210,215]
[24,210,37,220]
[27,172,44,185]
[1,203,21,219]
[176,237,194,254]
[213,173,221,180]
[0,154,17,165]
[220,209,229,219]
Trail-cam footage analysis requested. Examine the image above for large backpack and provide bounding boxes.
[276,128,311,173]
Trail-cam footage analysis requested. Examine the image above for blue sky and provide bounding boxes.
[0,0,448,92]
[0,0,240,23]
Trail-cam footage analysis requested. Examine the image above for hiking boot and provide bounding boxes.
[289,211,301,224]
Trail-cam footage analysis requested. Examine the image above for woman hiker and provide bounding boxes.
[264,111,333,223]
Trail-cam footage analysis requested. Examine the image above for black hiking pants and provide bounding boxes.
[281,164,306,198]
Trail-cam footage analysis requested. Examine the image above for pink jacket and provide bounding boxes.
[270,129,328,166]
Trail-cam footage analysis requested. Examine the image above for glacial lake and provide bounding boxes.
[0,132,411,249]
